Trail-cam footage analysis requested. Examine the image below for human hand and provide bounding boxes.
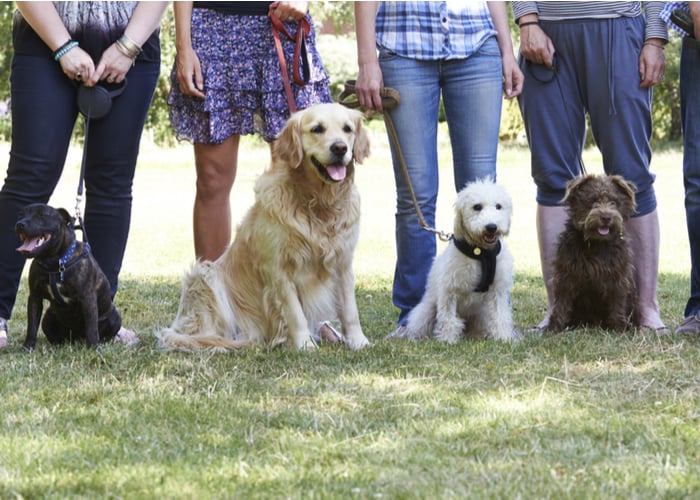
[355,61,385,113]
[175,46,205,98]
[501,53,524,99]
[88,44,133,86]
[519,24,556,68]
[638,39,666,89]
[270,2,308,22]
[58,45,95,84]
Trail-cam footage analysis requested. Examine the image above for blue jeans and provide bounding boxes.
[378,36,503,324]
[0,54,159,319]
[680,43,700,318]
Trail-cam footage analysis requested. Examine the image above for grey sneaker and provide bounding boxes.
[0,318,7,348]
[385,324,409,340]
[674,314,700,335]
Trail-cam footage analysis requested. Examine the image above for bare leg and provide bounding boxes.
[625,210,666,330]
[535,204,568,328]
[193,136,240,261]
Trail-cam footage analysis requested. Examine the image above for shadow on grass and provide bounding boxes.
[2,273,699,497]
[4,270,693,351]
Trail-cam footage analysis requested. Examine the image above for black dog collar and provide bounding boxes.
[452,237,501,292]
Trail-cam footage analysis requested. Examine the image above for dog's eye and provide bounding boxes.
[343,124,353,133]
[311,125,325,134]
[496,203,502,210]
[473,204,482,211]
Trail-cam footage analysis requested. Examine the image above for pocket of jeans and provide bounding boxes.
[476,36,501,59]
[377,46,400,62]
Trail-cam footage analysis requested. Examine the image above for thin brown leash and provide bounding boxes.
[338,80,451,241]
[270,4,310,113]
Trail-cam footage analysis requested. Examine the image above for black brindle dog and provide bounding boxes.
[15,204,121,349]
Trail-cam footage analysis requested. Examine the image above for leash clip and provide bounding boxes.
[435,230,452,242]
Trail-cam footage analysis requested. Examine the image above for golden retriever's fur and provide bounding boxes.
[157,103,371,351]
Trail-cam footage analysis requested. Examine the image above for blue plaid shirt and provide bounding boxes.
[660,2,690,37]
[375,1,496,60]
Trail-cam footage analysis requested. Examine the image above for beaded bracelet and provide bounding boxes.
[53,40,79,61]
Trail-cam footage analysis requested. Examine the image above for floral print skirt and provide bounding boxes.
[168,8,332,144]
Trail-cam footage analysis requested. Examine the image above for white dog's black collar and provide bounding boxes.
[452,237,501,292]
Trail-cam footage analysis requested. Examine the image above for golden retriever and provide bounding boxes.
[157,103,371,351]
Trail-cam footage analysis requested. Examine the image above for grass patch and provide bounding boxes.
[1,130,698,498]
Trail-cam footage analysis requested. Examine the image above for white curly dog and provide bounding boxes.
[406,178,520,342]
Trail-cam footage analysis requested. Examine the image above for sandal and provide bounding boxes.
[312,321,344,343]
[0,318,7,348]
[114,326,139,346]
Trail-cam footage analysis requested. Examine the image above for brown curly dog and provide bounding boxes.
[547,174,639,332]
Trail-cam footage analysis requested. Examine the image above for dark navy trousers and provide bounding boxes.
[0,54,159,319]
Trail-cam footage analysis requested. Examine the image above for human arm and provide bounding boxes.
[15,1,95,82]
[89,1,168,86]
[354,1,384,112]
[512,1,555,68]
[638,2,668,89]
[173,2,205,98]
[690,1,700,40]
[487,1,523,98]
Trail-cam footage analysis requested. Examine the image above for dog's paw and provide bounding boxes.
[344,333,371,350]
[292,333,318,351]
[497,328,523,342]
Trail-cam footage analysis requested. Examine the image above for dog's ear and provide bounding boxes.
[561,174,594,204]
[272,113,304,169]
[351,111,371,165]
[453,203,466,239]
[57,208,75,227]
[609,175,638,214]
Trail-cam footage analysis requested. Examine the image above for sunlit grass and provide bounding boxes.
[0,130,698,498]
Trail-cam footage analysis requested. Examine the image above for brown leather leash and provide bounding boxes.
[270,4,310,113]
[338,80,451,241]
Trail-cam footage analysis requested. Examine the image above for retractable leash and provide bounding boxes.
[338,80,452,241]
[74,80,127,243]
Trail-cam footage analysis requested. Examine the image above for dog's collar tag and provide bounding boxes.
[452,237,501,292]
[58,240,78,282]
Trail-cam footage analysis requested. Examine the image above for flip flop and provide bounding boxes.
[114,326,139,346]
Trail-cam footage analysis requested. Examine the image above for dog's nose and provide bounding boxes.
[15,221,25,232]
[600,215,612,225]
[485,223,498,234]
[330,141,348,157]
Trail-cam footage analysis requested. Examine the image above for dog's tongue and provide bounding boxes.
[16,235,47,254]
[326,165,347,181]
[597,226,610,236]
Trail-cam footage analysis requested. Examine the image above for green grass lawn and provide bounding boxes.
[1,127,699,498]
